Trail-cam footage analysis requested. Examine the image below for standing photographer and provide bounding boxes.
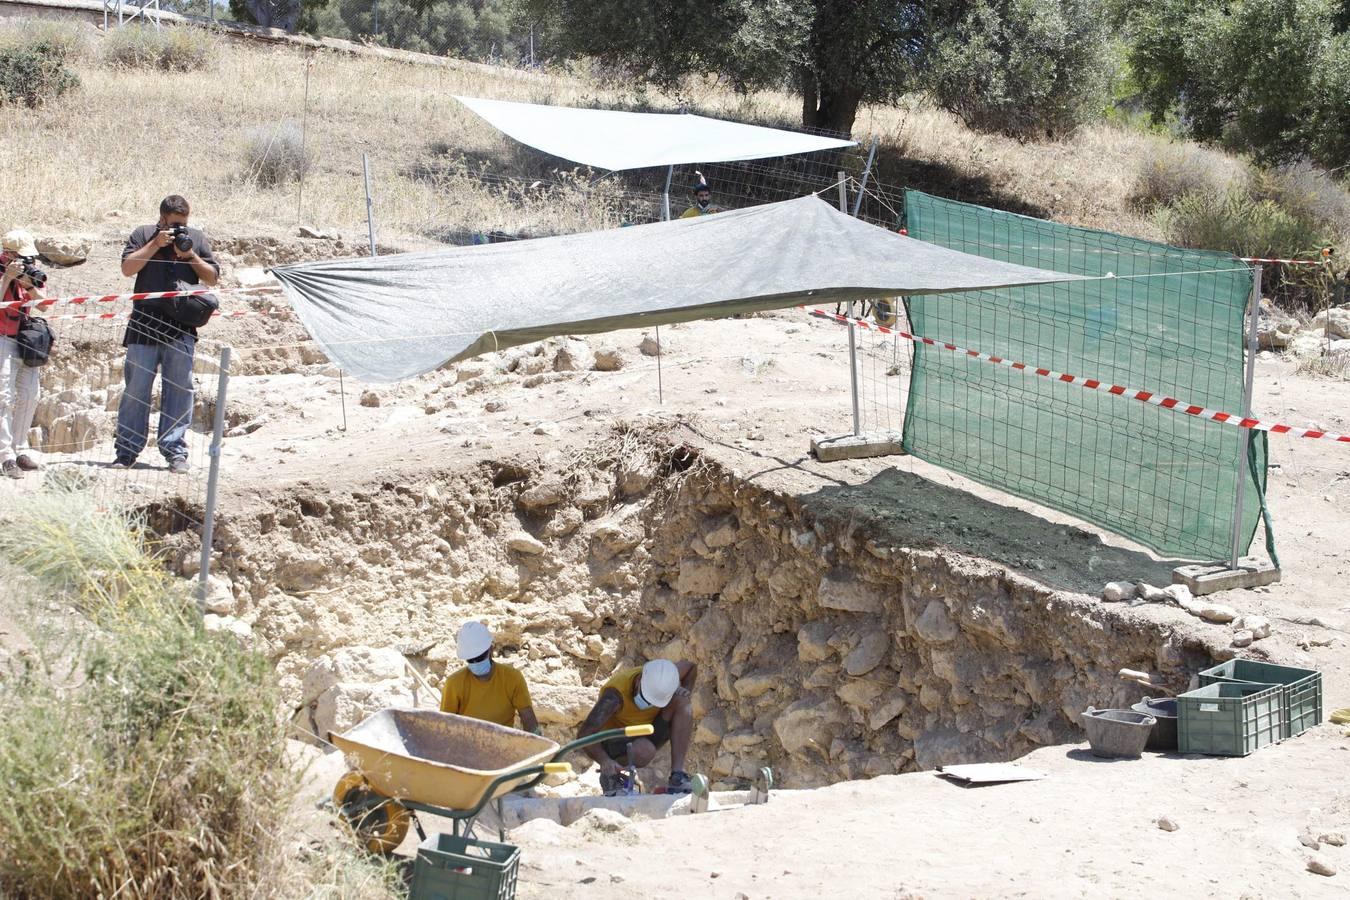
[114,195,219,474]
[0,229,46,479]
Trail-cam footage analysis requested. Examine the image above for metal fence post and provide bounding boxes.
[362,153,377,256]
[839,171,861,436]
[1229,264,1262,570]
[851,137,879,218]
[197,346,231,604]
[662,165,673,223]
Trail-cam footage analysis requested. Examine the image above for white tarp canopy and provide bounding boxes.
[455,96,857,171]
[271,196,1086,384]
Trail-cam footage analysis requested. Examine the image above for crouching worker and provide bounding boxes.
[578,658,697,795]
[440,621,541,734]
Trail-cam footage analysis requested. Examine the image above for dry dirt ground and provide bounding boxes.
[505,728,1350,900]
[16,228,1350,897]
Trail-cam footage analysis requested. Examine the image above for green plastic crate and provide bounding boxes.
[1177,682,1284,756]
[1200,659,1323,737]
[410,833,520,900]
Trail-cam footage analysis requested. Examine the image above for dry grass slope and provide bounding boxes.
[0,18,1267,253]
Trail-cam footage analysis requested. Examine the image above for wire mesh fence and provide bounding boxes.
[900,189,1266,563]
[16,297,231,538]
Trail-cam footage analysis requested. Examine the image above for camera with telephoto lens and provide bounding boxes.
[166,224,193,254]
[19,256,46,289]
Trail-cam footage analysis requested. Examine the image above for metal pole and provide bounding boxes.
[373,0,379,39]
[662,165,673,223]
[839,171,861,435]
[362,153,377,256]
[197,346,231,605]
[1229,264,1262,570]
[529,25,535,67]
[654,164,673,405]
[297,56,313,223]
[851,137,879,218]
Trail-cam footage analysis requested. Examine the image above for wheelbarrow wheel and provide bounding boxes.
[332,770,411,854]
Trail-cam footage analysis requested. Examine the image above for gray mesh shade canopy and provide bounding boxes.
[271,196,1086,383]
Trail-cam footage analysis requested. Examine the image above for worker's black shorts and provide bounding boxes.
[602,716,670,762]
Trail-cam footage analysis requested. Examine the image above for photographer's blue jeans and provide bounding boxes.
[114,336,195,463]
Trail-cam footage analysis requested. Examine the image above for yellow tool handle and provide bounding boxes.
[543,762,573,774]
[624,724,654,737]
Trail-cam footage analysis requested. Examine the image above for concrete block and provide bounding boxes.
[501,793,689,829]
[811,431,906,462]
[1172,558,1280,595]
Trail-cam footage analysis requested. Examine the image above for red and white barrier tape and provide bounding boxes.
[47,308,284,322]
[804,305,1350,444]
[7,285,282,311]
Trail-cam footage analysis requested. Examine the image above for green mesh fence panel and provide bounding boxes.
[902,190,1268,561]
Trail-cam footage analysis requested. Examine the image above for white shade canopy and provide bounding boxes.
[455,96,858,171]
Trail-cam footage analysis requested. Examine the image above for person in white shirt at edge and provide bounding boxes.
[0,229,47,479]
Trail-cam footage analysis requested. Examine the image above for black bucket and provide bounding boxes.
[1132,697,1178,751]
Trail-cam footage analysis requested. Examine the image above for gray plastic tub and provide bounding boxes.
[1081,707,1156,759]
[1132,697,1178,751]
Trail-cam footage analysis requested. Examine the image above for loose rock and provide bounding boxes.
[1156,817,1179,832]
[1233,615,1272,640]
[1231,630,1254,649]
[593,347,625,371]
[359,390,381,408]
[1102,581,1133,602]
[36,234,92,265]
[1307,856,1337,877]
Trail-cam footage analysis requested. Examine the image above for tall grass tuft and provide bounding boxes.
[0,486,167,621]
[243,120,314,187]
[101,24,216,72]
[0,486,297,899]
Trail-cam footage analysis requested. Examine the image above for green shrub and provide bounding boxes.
[1154,186,1331,259]
[101,24,216,72]
[243,120,313,187]
[1129,143,1245,212]
[0,40,79,107]
[0,487,295,899]
[1252,161,1350,234]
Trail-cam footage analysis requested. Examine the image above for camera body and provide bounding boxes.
[167,224,193,254]
[19,256,46,290]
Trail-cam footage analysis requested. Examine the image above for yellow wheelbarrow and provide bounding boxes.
[330,708,652,853]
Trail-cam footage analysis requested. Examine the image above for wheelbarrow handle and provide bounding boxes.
[505,724,657,797]
[552,724,654,759]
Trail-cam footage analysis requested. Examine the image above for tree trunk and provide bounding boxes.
[800,71,860,137]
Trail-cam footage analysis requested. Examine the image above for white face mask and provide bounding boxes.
[467,658,492,677]
[633,691,653,710]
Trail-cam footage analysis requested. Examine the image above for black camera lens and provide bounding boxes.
[21,259,46,289]
[172,227,193,253]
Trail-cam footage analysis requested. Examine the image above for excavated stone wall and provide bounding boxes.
[187,434,1217,788]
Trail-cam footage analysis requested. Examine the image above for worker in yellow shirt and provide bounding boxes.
[440,621,541,734]
[577,658,697,795]
[679,173,724,218]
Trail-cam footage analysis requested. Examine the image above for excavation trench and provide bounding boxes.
[157,432,1220,789]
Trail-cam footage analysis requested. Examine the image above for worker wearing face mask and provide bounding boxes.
[439,621,541,734]
[577,657,698,795]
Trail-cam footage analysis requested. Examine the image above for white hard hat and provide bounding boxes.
[2,229,38,257]
[456,621,492,660]
[639,659,679,707]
